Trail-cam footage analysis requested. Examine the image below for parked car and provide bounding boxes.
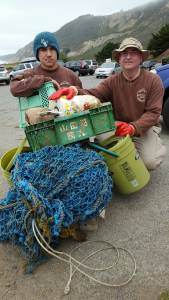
[20,57,37,63]
[85,59,98,75]
[151,63,169,129]
[64,60,89,76]
[94,61,121,78]
[150,62,162,71]
[57,60,65,67]
[0,66,10,85]
[9,61,39,80]
[141,60,156,70]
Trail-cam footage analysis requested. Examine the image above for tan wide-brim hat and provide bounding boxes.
[112,37,149,62]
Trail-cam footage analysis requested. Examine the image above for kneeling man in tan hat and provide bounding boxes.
[51,37,166,170]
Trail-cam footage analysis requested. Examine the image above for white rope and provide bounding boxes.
[33,220,119,270]
[32,219,137,295]
[32,220,119,270]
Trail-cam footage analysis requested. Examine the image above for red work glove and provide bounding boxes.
[115,121,135,137]
[48,86,77,100]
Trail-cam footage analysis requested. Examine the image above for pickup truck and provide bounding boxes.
[151,64,169,129]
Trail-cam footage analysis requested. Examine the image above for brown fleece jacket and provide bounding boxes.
[10,64,82,97]
[78,69,164,136]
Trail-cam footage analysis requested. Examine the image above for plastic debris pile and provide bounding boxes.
[48,95,101,116]
[0,144,113,258]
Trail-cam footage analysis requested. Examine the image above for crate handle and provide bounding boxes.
[88,142,119,157]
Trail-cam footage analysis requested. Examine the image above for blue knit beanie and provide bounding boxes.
[33,31,60,60]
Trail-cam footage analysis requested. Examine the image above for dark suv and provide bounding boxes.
[65,60,89,76]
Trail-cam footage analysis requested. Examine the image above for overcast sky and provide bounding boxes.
[0,0,155,56]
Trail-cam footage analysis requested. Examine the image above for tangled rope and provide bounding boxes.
[32,219,136,294]
[0,144,113,257]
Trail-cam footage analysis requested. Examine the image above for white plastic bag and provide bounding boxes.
[48,95,101,116]
[71,95,101,112]
[49,96,73,116]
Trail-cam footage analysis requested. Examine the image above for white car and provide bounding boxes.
[0,66,10,85]
[9,61,39,80]
[95,61,121,78]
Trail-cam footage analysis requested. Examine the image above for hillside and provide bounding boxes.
[1,0,169,62]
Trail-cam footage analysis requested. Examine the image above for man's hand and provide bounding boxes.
[115,121,135,137]
[48,86,78,100]
[51,80,60,90]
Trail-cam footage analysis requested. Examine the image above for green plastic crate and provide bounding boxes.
[18,81,56,128]
[25,102,115,151]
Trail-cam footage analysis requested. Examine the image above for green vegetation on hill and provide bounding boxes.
[148,23,169,57]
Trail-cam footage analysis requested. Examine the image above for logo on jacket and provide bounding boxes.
[137,88,146,102]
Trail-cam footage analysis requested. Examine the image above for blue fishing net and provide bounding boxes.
[0,144,113,258]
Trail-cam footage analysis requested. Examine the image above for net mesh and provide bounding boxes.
[0,144,113,258]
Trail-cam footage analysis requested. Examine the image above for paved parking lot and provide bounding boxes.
[0,78,169,300]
